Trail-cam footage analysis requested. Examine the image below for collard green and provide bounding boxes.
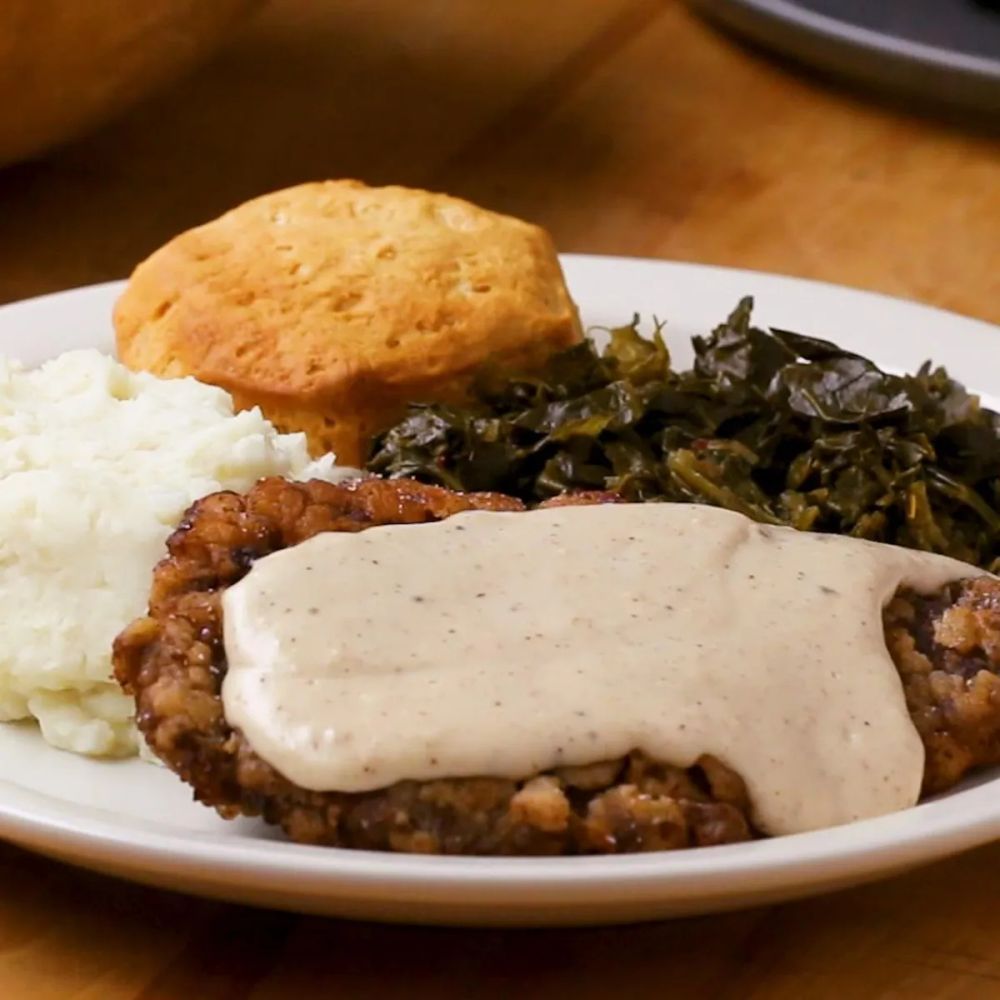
[366,298,1000,571]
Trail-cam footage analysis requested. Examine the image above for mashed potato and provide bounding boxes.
[0,349,341,757]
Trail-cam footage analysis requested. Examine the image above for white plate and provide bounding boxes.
[0,256,997,926]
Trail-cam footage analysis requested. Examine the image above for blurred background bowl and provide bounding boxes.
[0,0,258,167]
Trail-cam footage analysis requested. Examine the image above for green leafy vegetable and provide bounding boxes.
[366,298,1000,571]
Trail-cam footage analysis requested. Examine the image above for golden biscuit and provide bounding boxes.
[114,180,582,464]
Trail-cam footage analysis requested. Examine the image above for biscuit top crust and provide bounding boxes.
[113,180,582,409]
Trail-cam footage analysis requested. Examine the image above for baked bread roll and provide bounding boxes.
[114,180,582,464]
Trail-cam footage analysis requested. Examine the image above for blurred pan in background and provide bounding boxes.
[688,0,1000,112]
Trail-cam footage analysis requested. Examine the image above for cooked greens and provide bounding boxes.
[366,298,1000,571]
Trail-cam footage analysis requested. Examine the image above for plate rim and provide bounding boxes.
[4,256,998,332]
[0,767,996,896]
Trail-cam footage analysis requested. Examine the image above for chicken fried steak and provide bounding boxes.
[113,478,1000,855]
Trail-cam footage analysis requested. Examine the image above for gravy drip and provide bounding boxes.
[222,503,980,835]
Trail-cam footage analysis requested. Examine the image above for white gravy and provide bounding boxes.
[221,503,982,835]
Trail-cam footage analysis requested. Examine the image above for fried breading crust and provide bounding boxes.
[113,478,1000,853]
[885,579,1000,793]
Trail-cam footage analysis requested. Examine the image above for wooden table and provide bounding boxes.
[0,2,998,996]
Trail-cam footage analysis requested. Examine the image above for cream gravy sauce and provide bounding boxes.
[221,503,982,835]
